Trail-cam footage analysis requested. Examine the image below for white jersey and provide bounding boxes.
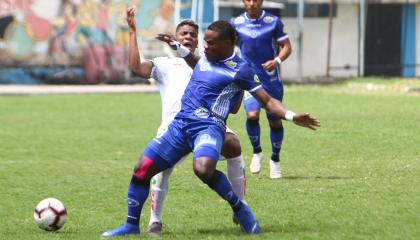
[150,57,192,133]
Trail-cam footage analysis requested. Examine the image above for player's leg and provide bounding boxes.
[147,168,173,235]
[102,123,190,238]
[193,127,259,234]
[266,81,285,179]
[244,91,263,174]
[147,155,187,235]
[221,130,245,200]
[101,150,167,238]
[267,117,284,179]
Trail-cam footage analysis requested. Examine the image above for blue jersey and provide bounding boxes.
[175,53,262,127]
[231,10,288,84]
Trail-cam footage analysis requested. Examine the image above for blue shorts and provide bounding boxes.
[243,79,284,121]
[144,118,225,169]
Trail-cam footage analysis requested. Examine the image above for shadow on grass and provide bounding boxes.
[283,176,353,180]
[160,226,251,239]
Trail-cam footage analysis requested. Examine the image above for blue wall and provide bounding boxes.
[401,4,416,77]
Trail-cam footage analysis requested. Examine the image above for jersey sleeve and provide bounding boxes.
[230,17,235,26]
[274,19,289,42]
[150,57,165,84]
[234,64,262,93]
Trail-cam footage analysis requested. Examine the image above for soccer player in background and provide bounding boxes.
[231,0,292,178]
[124,7,246,236]
[101,20,319,238]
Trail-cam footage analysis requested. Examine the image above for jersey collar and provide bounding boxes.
[219,52,236,63]
[244,10,266,21]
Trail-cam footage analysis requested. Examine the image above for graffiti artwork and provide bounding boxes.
[0,0,178,84]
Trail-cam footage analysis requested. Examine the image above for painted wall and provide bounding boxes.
[282,4,359,80]
[0,0,177,84]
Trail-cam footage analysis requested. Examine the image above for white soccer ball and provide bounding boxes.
[34,198,67,231]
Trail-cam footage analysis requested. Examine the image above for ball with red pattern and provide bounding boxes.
[34,198,67,231]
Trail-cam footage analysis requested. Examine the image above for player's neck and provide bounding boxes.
[219,51,235,62]
[247,10,263,20]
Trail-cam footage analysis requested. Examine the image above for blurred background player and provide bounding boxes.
[125,7,246,235]
[101,19,319,238]
[231,0,292,179]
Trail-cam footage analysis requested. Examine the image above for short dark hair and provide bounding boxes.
[176,19,199,33]
[207,20,236,44]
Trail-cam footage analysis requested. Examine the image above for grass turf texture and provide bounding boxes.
[1,80,419,239]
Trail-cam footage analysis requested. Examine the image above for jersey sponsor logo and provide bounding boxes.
[253,74,260,83]
[225,60,237,68]
[194,108,210,118]
[234,16,245,24]
[246,23,261,28]
[263,16,274,23]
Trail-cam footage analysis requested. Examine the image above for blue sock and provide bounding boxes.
[246,119,262,153]
[206,170,243,212]
[270,125,284,162]
[126,176,150,226]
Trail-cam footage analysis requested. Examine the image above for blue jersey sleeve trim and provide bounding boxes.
[249,85,263,93]
[277,35,289,42]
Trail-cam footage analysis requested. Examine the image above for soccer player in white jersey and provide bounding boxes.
[125,7,246,235]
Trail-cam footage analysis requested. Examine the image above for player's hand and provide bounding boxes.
[261,59,277,72]
[292,113,320,130]
[126,6,136,32]
[156,34,177,50]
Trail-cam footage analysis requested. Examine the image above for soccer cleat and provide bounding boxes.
[101,223,140,238]
[234,202,260,234]
[250,152,263,174]
[269,160,282,179]
[147,222,163,236]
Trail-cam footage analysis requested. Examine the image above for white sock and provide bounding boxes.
[149,167,174,225]
[227,155,245,200]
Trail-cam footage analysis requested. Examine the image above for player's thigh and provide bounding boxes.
[146,122,191,168]
[243,91,262,115]
[192,125,225,162]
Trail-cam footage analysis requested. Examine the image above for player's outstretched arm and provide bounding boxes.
[252,89,320,130]
[156,33,200,69]
[126,6,153,78]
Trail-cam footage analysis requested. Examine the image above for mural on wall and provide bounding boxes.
[0,0,179,84]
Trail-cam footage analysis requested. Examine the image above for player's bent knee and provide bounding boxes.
[133,156,161,182]
[221,133,241,158]
[193,157,216,183]
[247,113,259,121]
[269,119,283,129]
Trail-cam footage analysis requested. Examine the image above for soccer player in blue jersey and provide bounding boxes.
[101,20,319,238]
[231,0,292,178]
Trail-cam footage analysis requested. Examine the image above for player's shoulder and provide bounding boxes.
[261,11,279,24]
[230,55,255,75]
[231,12,246,26]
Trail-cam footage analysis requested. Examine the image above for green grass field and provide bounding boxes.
[1,79,420,239]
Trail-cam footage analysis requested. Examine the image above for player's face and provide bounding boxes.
[203,30,233,62]
[242,0,263,17]
[175,25,198,52]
